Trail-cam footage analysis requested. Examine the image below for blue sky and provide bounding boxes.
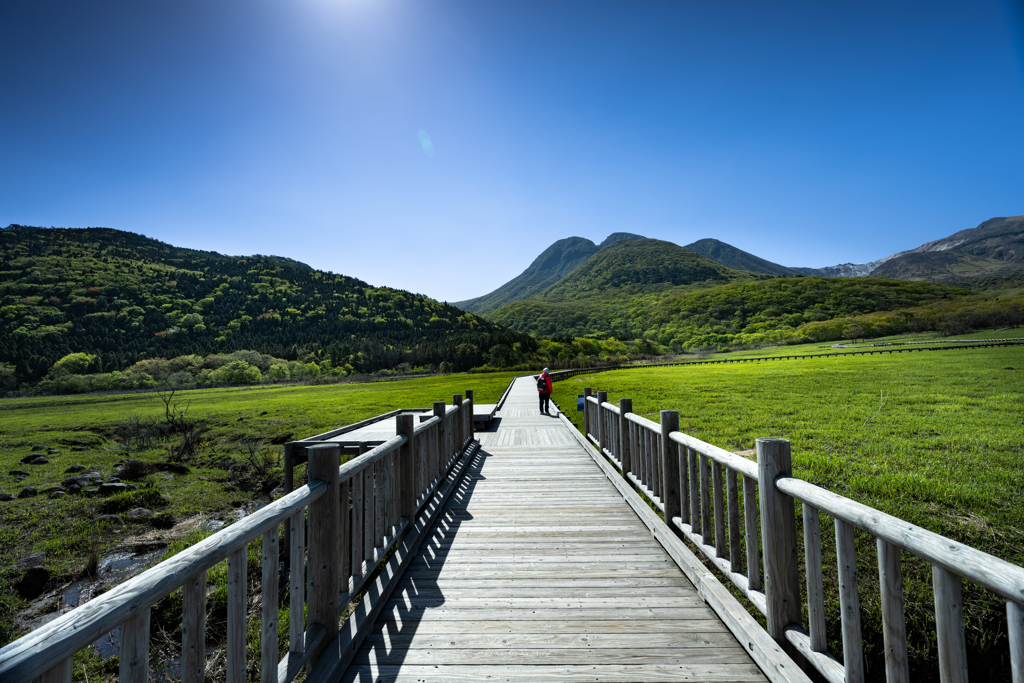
[2,0,1023,302]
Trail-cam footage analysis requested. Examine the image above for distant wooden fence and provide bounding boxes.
[580,388,1024,683]
[546,339,1024,382]
[0,392,477,683]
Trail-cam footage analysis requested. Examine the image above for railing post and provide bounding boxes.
[583,388,592,436]
[182,570,206,683]
[306,443,340,669]
[261,524,280,683]
[283,442,295,560]
[1009,601,1024,682]
[660,410,680,521]
[120,607,151,683]
[397,413,415,522]
[596,391,607,450]
[618,398,632,476]
[453,394,463,452]
[933,566,969,683]
[877,539,909,683]
[39,658,72,683]
[465,390,474,444]
[434,401,446,477]
[757,438,801,643]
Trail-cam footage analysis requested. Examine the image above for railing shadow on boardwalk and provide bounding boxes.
[347,447,490,682]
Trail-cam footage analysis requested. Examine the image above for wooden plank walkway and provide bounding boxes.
[340,377,770,682]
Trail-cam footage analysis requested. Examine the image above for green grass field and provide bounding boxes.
[553,345,1024,680]
[0,372,518,648]
[5,342,1024,680]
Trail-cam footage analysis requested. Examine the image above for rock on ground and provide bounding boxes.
[90,514,123,527]
[14,566,51,600]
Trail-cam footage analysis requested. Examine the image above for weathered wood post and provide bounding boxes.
[465,390,474,442]
[757,438,801,644]
[583,388,592,437]
[434,401,446,478]
[397,413,416,523]
[453,394,463,453]
[1009,601,1024,682]
[306,443,340,669]
[261,522,280,683]
[660,410,680,522]
[596,391,607,451]
[283,442,295,560]
[182,570,206,683]
[39,658,72,683]
[836,519,864,682]
[933,566,969,683]
[120,607,151,683]
[618,398,632,476]
[877,539,909,683]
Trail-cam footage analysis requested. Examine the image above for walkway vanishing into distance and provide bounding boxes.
[340,377,769,682]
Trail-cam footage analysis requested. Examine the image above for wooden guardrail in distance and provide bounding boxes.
[580,388,1024,683]
[0,391,477,683]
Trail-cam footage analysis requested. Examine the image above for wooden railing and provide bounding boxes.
[0,392,477,683]
[581,388,1024,683]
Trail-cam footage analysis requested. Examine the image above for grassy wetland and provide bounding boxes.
[554,344,1024,680]
[0,372,517,677]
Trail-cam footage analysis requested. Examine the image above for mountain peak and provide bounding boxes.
[683,238,798,276]
[598,232,645,249]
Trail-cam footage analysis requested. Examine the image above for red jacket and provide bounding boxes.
[538,373,552,393]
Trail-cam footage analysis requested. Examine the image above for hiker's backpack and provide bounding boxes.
[537,375,548,391]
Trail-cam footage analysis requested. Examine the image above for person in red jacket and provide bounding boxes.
[537,367,553,414]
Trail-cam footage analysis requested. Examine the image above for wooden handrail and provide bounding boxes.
[0,481,326,683]
[578,385,1024,683]
[776,476,1024,603]
[0,390,479,683]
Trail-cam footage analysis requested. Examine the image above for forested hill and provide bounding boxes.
[0,226,534,383]
[541,238,749,298]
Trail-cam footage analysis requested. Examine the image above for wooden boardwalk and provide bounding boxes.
[340,377,770,682]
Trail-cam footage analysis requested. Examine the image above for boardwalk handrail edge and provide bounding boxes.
[0,391,478,683]
[576,387,1024,683]
[555,408,812,683]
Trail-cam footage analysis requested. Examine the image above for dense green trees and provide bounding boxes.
[489,274,994,349]
[0,226,536,386]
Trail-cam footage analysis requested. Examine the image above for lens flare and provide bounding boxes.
[418,129,435,157]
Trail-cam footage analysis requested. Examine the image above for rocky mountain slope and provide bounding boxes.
[870,216,1024,281]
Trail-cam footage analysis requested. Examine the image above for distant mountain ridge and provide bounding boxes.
[683,239,800,277]
[456,215,1024,316]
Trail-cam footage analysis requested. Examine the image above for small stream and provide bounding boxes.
[18,499,271,672]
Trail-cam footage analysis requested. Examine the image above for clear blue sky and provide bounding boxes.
[3,0,1023,302]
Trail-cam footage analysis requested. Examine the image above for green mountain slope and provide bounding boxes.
[454,232,643,314]
[0,226,534,384]
[683,238,800,276]
[486,238,762,338]
[490,271,975,347]
[541,238,743,298]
